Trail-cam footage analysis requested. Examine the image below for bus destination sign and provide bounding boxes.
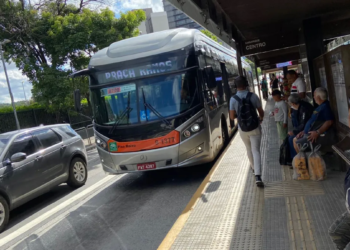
[97,60,175,84]
[100,84,136,97]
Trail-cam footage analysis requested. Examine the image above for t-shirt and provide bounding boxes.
[272,79,279,89]
[304,100,335,133]
[229,90,261,117]
[274,100,288,124]
[291,77,306,94]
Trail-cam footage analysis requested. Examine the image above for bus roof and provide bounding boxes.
[89,28,250,70]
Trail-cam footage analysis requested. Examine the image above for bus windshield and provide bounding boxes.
[91,69,200,126]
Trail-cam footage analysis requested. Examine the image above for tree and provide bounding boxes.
[200,29,222,44]
[0,0,145,121]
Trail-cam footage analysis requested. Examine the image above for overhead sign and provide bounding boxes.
[242,34,299,56]
[276,61,293,68]
[256,53,301,68]
[244,39,267,52]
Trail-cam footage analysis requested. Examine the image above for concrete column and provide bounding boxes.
[302,17,324,93]
[283,66,288,78]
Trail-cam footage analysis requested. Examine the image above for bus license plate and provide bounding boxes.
[137,162,156,171]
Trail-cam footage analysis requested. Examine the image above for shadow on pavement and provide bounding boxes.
[11,163,214,250]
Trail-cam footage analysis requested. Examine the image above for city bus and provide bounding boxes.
[72,28,254,174]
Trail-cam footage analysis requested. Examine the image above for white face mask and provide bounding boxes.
[291,105,298,110]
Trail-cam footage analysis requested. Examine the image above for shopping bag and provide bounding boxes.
[292,144,310,180]
[279,137,291,165]
[308,143,327,181]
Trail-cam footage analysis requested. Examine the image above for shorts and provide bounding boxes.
[276,121,288,141]
[295,133,329,151]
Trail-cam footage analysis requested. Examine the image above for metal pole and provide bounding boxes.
[255,66,262,103]
[0,43,20,130]
[22,81,28,105]
[85,127,91,145]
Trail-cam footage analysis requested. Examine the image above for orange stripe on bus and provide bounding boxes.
[107,130,180,153]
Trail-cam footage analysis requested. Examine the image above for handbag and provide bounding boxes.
[279,137,291,165]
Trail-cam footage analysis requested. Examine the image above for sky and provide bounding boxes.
[0,61,32,104]
[0,0,164,104]
[117,0,164,13]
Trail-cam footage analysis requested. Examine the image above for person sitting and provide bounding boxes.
[287,94,314,159]
[293,87,335,153]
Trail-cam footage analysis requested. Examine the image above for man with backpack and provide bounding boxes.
[229,76,265,187]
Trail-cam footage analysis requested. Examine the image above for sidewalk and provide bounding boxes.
[160,98,346,250]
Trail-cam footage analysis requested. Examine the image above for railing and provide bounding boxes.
[75,125,95,147]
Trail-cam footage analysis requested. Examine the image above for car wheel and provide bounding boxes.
[67,158,87,188]
[0,195,9,233]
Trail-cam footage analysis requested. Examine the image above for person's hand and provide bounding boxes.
[283,123,287,128]
[307,131,319,143]
[288,131,294,136]
[296,131,304,139]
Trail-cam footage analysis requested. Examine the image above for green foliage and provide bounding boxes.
[0,1,146,119]
[0,103,43,114]
[200,30,222,44]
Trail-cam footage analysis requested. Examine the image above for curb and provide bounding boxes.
[157,131,238,250]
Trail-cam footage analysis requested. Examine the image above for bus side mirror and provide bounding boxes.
[74,89,82,113]
[204,67,217,89]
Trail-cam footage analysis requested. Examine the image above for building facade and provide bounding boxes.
[136,8,169,35]
[163,0,202,30]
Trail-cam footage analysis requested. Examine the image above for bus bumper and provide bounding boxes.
[98,130,212,174]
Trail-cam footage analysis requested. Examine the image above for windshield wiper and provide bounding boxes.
[141,88,171,126]
[109,91,133,134]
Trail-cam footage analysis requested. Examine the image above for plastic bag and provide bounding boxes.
[292,144,310,180]
[308,144,326,181]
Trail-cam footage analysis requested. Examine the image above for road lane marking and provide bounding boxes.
[158,133,237,250]
[0,174,124,247]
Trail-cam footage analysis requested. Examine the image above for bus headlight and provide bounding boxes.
[181,116,205,141]
[96,137,107,150]
[191,124,200,132]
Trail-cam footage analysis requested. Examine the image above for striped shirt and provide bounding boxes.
[291,77,306,94]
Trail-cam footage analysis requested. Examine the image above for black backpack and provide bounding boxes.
[233,92,259,132]
[279,137,291,165]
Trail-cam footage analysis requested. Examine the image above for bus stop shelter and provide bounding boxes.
[167,0,350,94]
[159,1,350,249]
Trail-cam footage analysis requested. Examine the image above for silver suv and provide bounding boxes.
[0,124,88,232]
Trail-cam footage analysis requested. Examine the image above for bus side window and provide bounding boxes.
[205,90,218,111]
[225,64,237,95]
[213,61,224,105]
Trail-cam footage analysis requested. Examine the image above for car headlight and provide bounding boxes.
[96,137,107,150]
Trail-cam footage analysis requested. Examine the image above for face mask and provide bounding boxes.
[291,105,298,110]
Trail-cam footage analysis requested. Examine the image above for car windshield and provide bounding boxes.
[91,69,200,126]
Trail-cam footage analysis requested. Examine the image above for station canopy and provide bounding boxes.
[168,0,350,68]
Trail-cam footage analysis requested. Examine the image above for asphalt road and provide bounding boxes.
[0,149,214,250]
